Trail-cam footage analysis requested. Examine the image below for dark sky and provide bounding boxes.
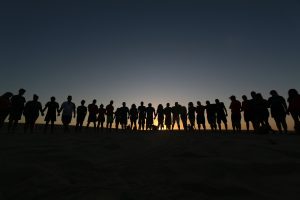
[1,0,299,127]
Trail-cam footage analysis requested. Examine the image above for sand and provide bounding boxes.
[0,126,300,200]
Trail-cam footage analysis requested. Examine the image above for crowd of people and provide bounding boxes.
[0,88,299,134]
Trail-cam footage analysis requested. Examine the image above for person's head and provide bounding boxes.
[140,101,144,106]
[197,101,201,106]
[110,100,113,105]
[242,95,247,101]
[2,92,13,99]
[206,101,210,105]
[100,104,104,108]
[81,100,85,105]
[230,95,236,101]
[19,88,26,96]
[166,103,170,107]
[270,90,278,96]
[93,99,97,104]
[215,99,220,104]
[33,94,39,101]
[122,102,126,107]
[158,104,163,110]
[251,91,256,99]
[50,96,55,102]
[67,95,72,102]
[288,89,299,98]
[188,102,193,107]
[175,102,178,106]
[256,93,263,100]
[148,103,152,107]
[131,104,136,108]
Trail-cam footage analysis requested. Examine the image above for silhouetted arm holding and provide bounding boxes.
[223,103,228,116]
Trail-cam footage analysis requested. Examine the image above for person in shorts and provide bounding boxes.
[43,96,59,133]
[59,95,76,132]
[196,101,206,131]
[97,104,106,132]
[8,88,26,132]
[106,100,114,131]
[215,99,228,132]
[75,100,87,132]
[87,99,98,130]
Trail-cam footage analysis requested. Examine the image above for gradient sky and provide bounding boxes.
[1,0,299,129]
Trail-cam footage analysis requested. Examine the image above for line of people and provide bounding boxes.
[0,88,300,134]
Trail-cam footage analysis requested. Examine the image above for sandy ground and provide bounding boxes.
[1,126,300,200]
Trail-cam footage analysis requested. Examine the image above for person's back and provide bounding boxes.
[268,95,286,117]
[196,102,206,130]
[24,100,42,119]
[130,107,138,121]
[164,104,172,130]
[98,106,106,122]
[146,104,155,130]
[88,104,98,116]
[138,102,146,130]
[45,101,59,118]
[181,106,188,130]
[77,105,87,120]
[138,105,146,119]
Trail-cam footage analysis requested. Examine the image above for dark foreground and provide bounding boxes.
[0,127,300,200]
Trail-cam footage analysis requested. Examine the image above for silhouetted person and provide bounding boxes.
[138,101,146,130]
[249,91,259,131]
[229,96,242,132]
[8,88,26,132]
[164,103,172,130]
[181,105,188,131]
[146,103,155,130]
[58,95,76,133]
[106,100,114,131]
[75,100,87,132]
[215,99,228,132]
[156,104,164,130]
[43,96,59,133]
[287,89,300,131]
[206,101,217,131]
[188,102,196,131]
[172,102,181,130]
[97,104,106,132]
[23,94,43,133]
[0,92,13,129]
[241,95,251,132]
[129,104,138,130]
[120,102,129,130]
[268,90,288,133]
[255,93,271,132]
[114,107,121,132]
[196,101,206,131]
[87,99,98,130]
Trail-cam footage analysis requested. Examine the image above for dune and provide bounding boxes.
[0,126,300,200]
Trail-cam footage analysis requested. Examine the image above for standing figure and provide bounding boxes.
[43,96,59,133]
[268,90,288,133]
[287,89,300,132]
[164,103,172,131]
[255,93,271,131]
[8,88,26,132]
[23,94,43,133]
[97,104,106,132]
[146,103,155,130]
[87,99,98,130]
[156,104,164,130]
[206,101,217,131]
[59,95,76,133]
[229,96,242,132]
[241,95,251,132]
[196,101,206,131]
[114,107,121,132]
[106,100,114,131]
[188,102,196,131]
[0,92,13,129]
[120,102,129,130]
[181,105,188,131]
[249,91,259,130]
[215,99,228,132]
[129,104,138,130]
[138,101,146,130]
[76,100,87,132]
[172,102,181,130]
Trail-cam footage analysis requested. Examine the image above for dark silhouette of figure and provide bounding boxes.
[106,100,114,131]
[146,103,155,130]
[129,104,138,130]
[23,94,43,133]
[287,89,300,131]
[229,96,242,132]
[196,101,206,131]
[156,104,164,130]
[0,92,13,129]
[206,101,217,131]
[114,107,121,132]
[138,101,146,130]
[43,96,59,133]
[172,102,181,130]
[215,99,228,131]
[249,91,259,131]
[164,103,172,130]
[188,102,196,131]
[181,105,188,131]
[255,93,271,132]
[87,99,98,130]
[58,95,76,133]
[75,100,87,132]
[120,102,129,130]
[97,104,106,132]
[268,90,288,133]
[241,95,251,132]
[8,88,26,132]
